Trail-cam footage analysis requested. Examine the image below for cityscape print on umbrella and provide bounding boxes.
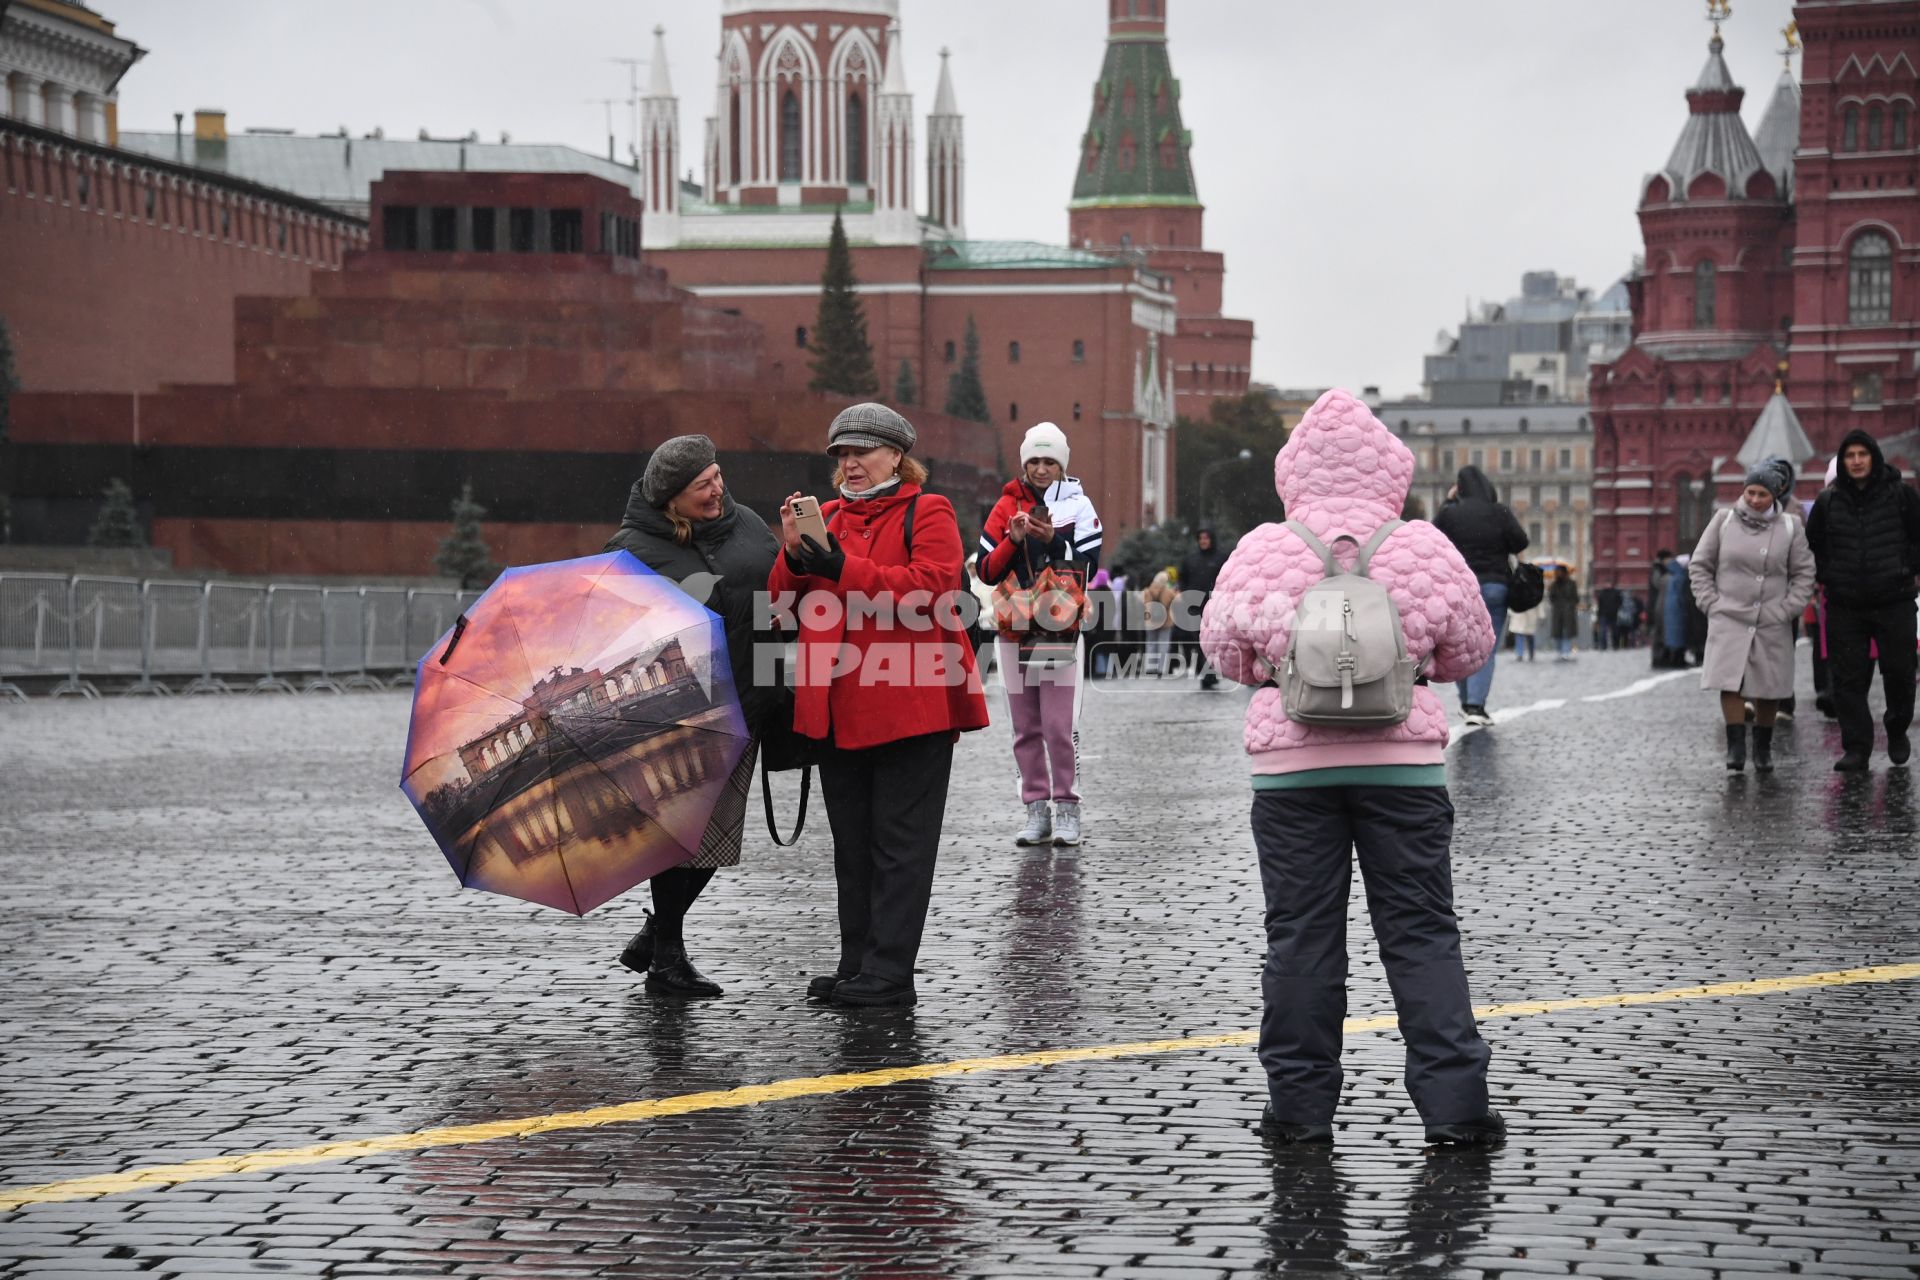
[401,552,750,915]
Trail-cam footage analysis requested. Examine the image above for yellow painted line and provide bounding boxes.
[3,961,1916,1212]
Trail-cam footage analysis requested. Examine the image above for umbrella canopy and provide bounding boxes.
[1530,557,1574,574]
[401,551,750,915]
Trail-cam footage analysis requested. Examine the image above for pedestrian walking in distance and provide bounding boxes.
[1433,466,1528,725]
[1180,528,1227,687]
[1687,458,1816,772]
[770,403,990,1007]
[1201,388,1504,1148]
[1548,567,1581,661]
[976,423,1103,847]
[605,434,781,997]
[1506,597,1540,661]
[1141,569,1179,676]
[1805,430,1920,771]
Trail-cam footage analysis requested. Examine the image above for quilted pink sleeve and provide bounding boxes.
[1201,525,1288,687]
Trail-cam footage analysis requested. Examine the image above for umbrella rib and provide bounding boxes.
[562,554,627,671]
[542,714,704,902]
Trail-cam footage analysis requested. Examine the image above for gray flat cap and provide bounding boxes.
[641,434,718,507]
[826,402,916,455]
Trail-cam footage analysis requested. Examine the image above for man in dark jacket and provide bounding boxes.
[1432,467,1528,724]
[1593,585,1623,650]
[1806,429,1920,771]
[1179,528,1227,687]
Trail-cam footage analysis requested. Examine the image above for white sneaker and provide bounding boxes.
[1015,800,1052,846]
[1053,803,1082,846]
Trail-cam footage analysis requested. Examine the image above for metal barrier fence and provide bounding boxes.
[0,574,481,699]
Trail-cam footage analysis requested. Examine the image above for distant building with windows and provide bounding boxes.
[1377,271,1629,579]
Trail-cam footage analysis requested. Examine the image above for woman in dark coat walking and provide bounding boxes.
[605,434,780,998]
[1548,567,1580,660]
[1433,466,1528,723]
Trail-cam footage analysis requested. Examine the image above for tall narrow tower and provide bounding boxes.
[640,24,681,249]
[871,20,918,245]
[926,47,965,237]
[1068,0,1252,419]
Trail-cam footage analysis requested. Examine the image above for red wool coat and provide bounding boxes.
[766,484,990,751]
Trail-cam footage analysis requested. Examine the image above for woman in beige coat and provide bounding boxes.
[1688,458,1816,772]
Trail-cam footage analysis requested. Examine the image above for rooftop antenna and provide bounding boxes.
[609,54,644,168]
[1706,0,1731,37]
[586,96,621,162]
[1778,19,1800,69]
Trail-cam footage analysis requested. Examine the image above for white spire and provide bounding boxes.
[882,21,909,95]
[647,24,673,99]
[932,46,958,116]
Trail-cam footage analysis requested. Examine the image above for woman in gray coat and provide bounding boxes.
[1688,457,1816,772]
[604,434,781,997]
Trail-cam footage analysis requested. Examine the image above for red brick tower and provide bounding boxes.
[1067,0,1253,421]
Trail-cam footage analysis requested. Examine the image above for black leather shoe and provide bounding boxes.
[1751,725,1774,773]
[617,911,656,975]
[645,939,722,998]
[1725,723,1747,772]
[1890,735,1912,766]
[1834,753,1870,773]
[807,972,856,1001]
[829,974,917,1007]
[1425,1110,1507,1148]
[1259,1105,1333,1145]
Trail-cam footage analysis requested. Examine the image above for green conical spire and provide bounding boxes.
[1070,7,1198,209]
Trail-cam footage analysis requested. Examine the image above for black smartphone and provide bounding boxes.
[1029,504,1050,522]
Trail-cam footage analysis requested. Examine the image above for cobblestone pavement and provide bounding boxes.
[2,647,1917,1278]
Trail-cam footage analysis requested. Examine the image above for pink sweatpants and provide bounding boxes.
[998,638,1080,804]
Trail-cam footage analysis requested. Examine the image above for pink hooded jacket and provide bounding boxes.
[1200,389,1494,775]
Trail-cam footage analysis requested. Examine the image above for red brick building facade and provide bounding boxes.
[1590,1,1920,585]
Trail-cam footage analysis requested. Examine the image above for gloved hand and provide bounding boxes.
[795,533,846,582]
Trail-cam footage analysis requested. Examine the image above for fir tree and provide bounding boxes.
[85,478,145,548]
[943,314,991,424]
[433,481,497,589]
[892,358,918,406]
[0,316,16,446]
[806,211,879,398]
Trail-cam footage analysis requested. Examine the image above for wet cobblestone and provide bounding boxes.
[2,649,1917,1276]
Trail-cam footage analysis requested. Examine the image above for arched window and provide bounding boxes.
[1675,472,1707,548]
[779,90,802,182]
[1693,259,1717,328]
[1897,102,1912,149]
[1848,232,1894,323]
[845,92,866,184]
[1118,131,1137,172]
[1868,103,1885,149]
[1843,104,1860,151]
[728,88,742,183]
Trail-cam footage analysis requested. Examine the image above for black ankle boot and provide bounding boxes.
[1725,723,1747,771]
[647,938,723,998]
[617,911,656,975]
[1751,725,1774,772]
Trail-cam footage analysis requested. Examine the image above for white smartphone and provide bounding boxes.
[789,495,830,549]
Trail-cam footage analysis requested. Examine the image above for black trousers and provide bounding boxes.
[1251,786,1490,1126]
[1828,597,1918,757]
[818,731,956,984]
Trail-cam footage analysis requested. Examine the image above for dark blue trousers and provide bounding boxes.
[1251,785,1490,1126]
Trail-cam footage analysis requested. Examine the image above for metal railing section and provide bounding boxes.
[0,573,481,697]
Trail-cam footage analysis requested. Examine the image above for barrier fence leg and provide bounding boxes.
[185,584,230,695]
[49,581,100,699]
[345,589,385,691]
[125,581,173,696]
[252,588,297,694]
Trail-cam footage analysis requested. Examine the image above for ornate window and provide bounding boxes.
[1868,103,1885,149]
[1897,102,1912,149]
[1117,130,1136,172]
[846,92,866,184]
[1848,232,1893,323]
[1675,472,1708,548]
[728,88,742,183]
[1692,259,1716,328]
[1843,104,1860,151]
[779,90,802,182]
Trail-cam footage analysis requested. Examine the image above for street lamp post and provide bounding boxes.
[1199,448,1254,530]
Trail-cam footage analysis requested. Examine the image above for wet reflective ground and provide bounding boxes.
[2,649,1918,1277]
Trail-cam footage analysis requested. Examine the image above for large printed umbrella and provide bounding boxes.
[400,551,750,915]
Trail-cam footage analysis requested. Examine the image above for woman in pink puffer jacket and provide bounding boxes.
[1200,388,1504,1148]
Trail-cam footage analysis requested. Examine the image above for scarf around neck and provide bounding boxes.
[1732,501,1779,532]
[840,475,902,502]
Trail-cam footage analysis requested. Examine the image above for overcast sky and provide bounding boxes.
[119,0,1800,395]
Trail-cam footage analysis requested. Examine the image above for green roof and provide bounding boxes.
[1071,33,1198,206]
[925,239,1124,271]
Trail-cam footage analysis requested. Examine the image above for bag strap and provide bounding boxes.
[902,491,919,551]
[760,755,810,847]
[1354,520,1405,576]
[1284,519,1404,577]
[1283,521,1339,576]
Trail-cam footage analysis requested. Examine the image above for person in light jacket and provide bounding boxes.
[1688,458,1816,772]
[1200,389,1503,1150]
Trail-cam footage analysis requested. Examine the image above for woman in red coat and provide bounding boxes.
[768,403,989,1007]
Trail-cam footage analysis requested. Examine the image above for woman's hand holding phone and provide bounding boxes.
[779,492,806,552]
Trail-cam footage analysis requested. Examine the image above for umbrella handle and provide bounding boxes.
[439,615,469,666]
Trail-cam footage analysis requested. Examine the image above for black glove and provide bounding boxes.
[795,533,846,582]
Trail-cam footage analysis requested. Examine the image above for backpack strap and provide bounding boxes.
[1283,520,1339,575]
[1354,520,1405,575]
[902,491,919,551]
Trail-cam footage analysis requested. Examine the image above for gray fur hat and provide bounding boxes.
[641,434,718,508]
[1745,456,1795,502]
[826,402,916,455]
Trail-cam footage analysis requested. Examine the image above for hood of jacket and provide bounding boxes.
[1834,428,1900,493]
[1454,464,1499,505]
[616,481,740,545]
[1272,388,1414,526]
